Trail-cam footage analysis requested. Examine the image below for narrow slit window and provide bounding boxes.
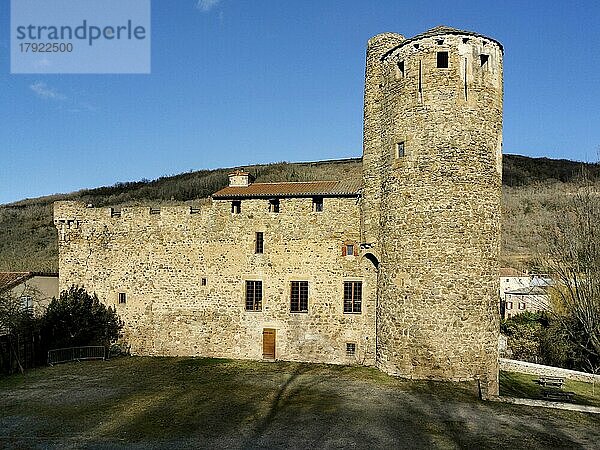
[255,232,264,254]
[231,200,241,214]
[418,60,422,96]
[437,51,449,68]
[269,199,280,213]
[201,277,207,286]
[395,142,405,158]
[480,54,489,67]
[464,57,468,101]
[118,292,126,304]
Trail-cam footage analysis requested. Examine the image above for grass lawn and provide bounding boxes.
[1,357,599,449]
[499,370,600,407]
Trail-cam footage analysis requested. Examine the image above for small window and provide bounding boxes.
[395,142,405,158]
[245,280,262,311]
[150,207,161,215]
[201,277,207,286]
[344,281,362,313]
[231,201,241,214]
[519,302,526,310]
[255,232,264,254]
[506,301,513,310]
[110,207,121,218]
[342,244,354,257]
[437,51,449,68]
[290,281,309,313]
[346,343,356,356]
[312,197,323,212]
[20,296,33,313]
[118,293,126,304]
[269,199,280,213]
[397,60,405,77]
[480,54,489,67]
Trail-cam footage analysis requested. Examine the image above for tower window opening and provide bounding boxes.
[462,38,470,44]
[480,54,489,67]
[395,142,405,158]
[436,39,444,45]
[397,60,405,77]
[437,51,449,68]
[413,43,419,50]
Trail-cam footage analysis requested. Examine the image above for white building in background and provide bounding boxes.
[499,268,551,319]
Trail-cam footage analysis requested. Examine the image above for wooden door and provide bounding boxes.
[262,328,276,359]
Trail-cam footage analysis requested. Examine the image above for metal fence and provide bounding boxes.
[48,346,107,365]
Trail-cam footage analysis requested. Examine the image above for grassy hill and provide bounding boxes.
[1,154,597,272]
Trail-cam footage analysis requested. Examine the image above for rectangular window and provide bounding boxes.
[245,280,263,311]
[269,199,280,213]
[201,277,207,286]
[290,281,309,313]
[344,281,362,313]
[395,142,405,158]
[397,60,404,77]
[437,51,449,68]
[506,301,513,310]
[346,343,356,356]
[118,293,126,304]
[231,201,241,214]
[255,232,264,254]
[150,207,161,215]
[519,302,526,310]
[110,207,121,218]
[480,54,489,67]
[20,296,33,313]
[342,244,354,257]
[312,197,323,212]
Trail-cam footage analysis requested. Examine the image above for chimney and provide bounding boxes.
[228,170,254,187]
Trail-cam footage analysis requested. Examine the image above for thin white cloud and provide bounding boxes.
[29,82,67,101]
[196,0,222,12]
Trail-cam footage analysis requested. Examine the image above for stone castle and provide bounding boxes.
[54,26,503,395]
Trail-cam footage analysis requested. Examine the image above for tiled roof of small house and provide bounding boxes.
[0,272,31,292]
[0,272,59,293]
[212,179,361,199]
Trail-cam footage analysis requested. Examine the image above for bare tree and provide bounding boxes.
[540,173,600,373]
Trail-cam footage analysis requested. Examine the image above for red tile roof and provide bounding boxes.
[212,179,361,199]
[0,272,31,292]
[0,272,59,293]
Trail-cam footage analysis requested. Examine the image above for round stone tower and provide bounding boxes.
[361,26,503,396]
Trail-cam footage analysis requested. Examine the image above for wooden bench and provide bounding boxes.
[535,376,565,388]
[541,390,574,402]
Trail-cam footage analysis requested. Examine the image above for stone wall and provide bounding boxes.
[55,197,377,365]
[499,358,600,384]
[364,29,503,395]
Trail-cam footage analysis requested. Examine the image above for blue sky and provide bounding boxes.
[1,0,599,205]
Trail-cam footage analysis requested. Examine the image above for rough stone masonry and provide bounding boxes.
[55,26,503,396]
